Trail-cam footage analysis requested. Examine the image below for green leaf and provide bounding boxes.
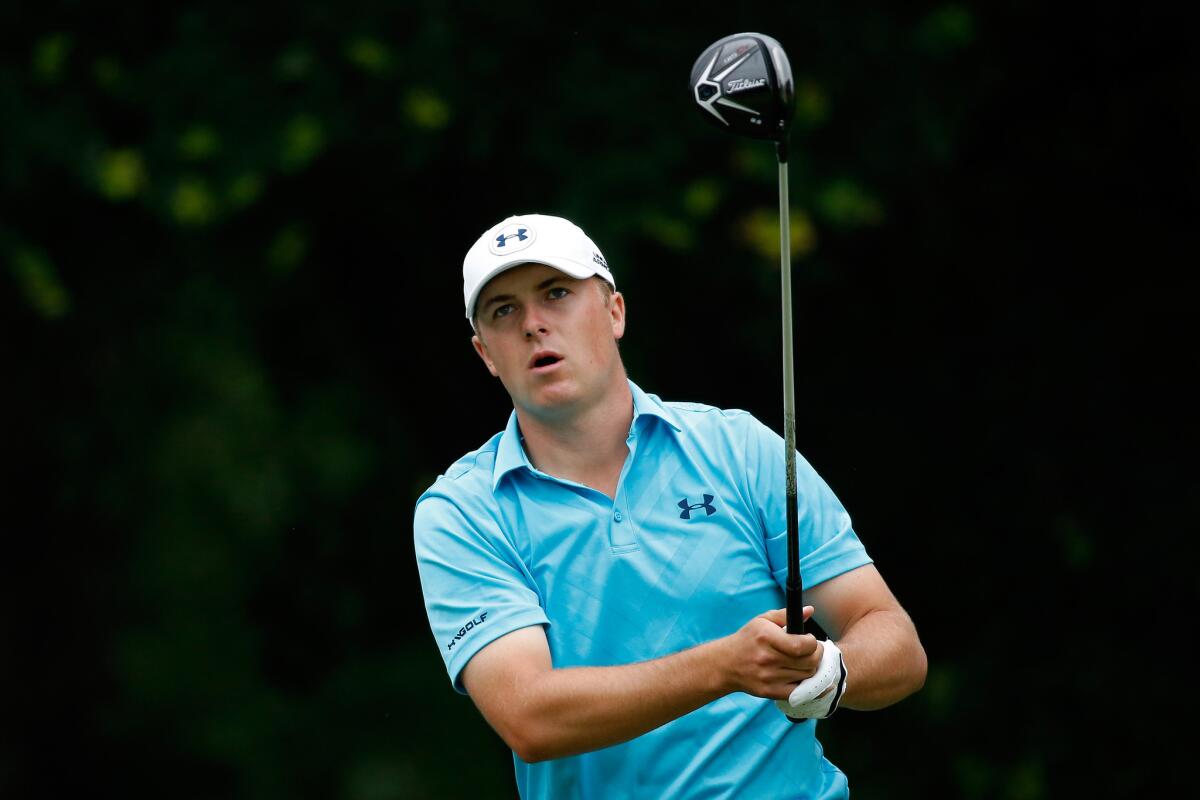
[32,33,72,82]
[9,246,70,318]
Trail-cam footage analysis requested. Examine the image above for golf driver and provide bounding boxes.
[689,34,803,636]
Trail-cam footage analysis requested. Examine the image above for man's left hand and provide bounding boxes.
[774,639,848,721]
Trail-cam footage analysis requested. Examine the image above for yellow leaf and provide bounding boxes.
[97,149,147,200]
[738,208,817,261]
[404,89,450,130]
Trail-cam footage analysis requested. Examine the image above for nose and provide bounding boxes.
[522,308,549,338]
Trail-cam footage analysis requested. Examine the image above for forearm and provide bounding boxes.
[500,638,731,762]
[835,608,927,710]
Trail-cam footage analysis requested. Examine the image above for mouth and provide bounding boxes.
[528,351,564,372]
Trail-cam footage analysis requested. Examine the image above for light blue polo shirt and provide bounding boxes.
[413,380,871,800]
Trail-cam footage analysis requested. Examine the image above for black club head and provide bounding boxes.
[689,32,795,144]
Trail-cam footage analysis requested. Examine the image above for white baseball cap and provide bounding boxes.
[462,213,615,321]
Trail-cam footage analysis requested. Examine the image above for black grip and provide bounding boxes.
[786,584,804,636]
[785,479,803,635]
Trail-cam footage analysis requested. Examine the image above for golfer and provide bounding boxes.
[414,213,926,799]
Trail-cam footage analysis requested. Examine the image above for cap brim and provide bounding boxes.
[465,257,614,320]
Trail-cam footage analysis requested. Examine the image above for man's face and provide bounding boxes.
[471,263,625,418]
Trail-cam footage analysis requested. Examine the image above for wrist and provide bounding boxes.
[697,635,736,697]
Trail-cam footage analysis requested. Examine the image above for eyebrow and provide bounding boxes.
[479,276,565,314]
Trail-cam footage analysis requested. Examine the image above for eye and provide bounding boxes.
[493,303,515,319]
[548,287,569,300]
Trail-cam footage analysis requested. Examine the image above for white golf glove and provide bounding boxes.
[775,639,847,721]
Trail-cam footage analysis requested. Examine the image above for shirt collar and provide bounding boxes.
[491,379,682,492]
[629,378,684,434]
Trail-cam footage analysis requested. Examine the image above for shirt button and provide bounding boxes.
[614,510,624,523]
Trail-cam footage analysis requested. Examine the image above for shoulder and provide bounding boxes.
[658,395,768,438]
[414,430,504,516]
[645,393,778,470]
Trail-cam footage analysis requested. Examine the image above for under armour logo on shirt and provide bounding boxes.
[495,229,529,248]
[678,495,716,519]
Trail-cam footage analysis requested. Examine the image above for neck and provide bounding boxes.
[515,379,634,498]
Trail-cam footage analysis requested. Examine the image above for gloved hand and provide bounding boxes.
[775,639,847,721]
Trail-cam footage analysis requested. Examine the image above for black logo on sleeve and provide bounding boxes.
[446,611,489,651]
[678,495,717,519]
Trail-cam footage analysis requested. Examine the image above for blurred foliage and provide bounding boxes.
[8,245,70,318]
[2,1,1194,799]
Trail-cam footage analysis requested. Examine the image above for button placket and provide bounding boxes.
[608,431,639,551]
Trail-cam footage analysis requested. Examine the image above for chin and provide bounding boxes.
[512,373,585,412]
[528,381,580,408]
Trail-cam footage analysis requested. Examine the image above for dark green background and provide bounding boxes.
[3,2,1193,797]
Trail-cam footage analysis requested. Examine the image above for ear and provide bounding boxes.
[472,333,500,377]
[609,291,626,341]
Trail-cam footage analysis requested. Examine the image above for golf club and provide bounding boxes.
[689,33,803,637]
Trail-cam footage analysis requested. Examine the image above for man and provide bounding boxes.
[414,213,926,799]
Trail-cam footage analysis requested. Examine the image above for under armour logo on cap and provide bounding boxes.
[488,222,537,255]
[496,229,528,248]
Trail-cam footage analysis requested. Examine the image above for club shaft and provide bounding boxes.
[779,159,804,636]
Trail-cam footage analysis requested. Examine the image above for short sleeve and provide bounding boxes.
[413,493,550,693]
[738,414,872,590]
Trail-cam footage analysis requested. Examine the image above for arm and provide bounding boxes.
[806,563,926,710]
[734,413,925,711]
[461,606,820,763]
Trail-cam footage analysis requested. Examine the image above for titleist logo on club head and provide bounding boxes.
[727,77,766,93]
